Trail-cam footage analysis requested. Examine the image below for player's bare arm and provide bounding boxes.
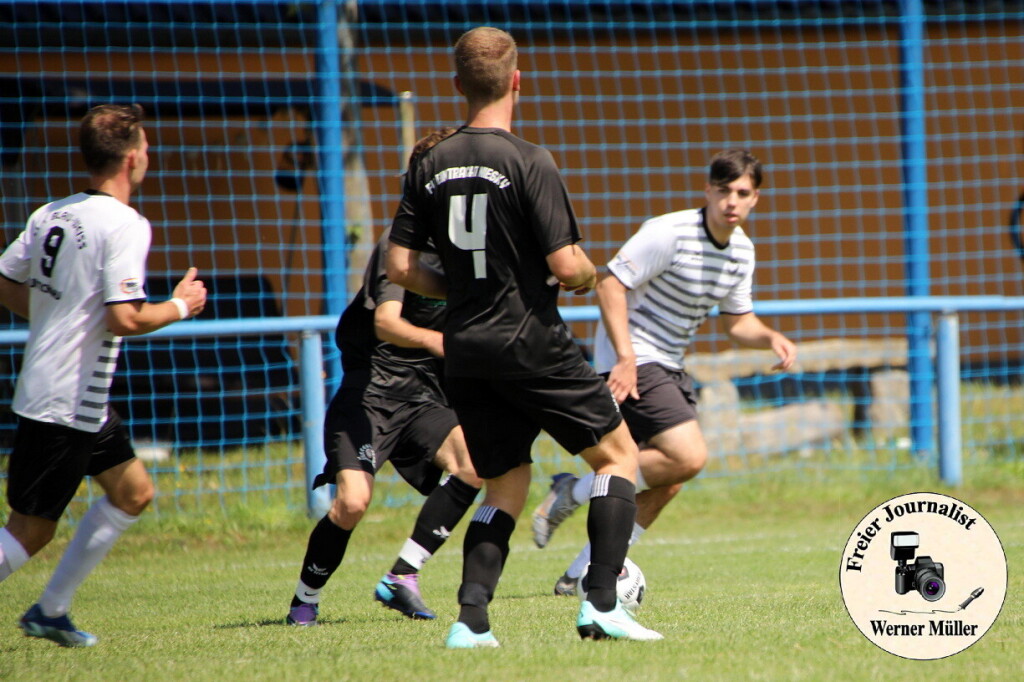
[0,276,29,319]
[546,243,597,295]
[720,311,797,371]
[106,267,207,336]
[386,244,449,300]
[595,273,639,402]
[374,300,445,358]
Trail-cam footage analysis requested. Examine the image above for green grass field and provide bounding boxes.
[1,459,1021,681]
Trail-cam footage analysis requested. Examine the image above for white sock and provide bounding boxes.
[295,579,321,604]
[634,466,649,492]
[38,497,137,618]
[397,538,432,571]
[565,522,646,579]
[571,473,593,506]
[0,527,31,582]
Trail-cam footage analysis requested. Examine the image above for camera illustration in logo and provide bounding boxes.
[891,531,945,601]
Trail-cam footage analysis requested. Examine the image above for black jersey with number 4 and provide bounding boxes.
[335,230,447,403]
[390,127,583,379]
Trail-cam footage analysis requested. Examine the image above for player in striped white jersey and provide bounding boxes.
[533,150,797,593]
[0,104,206,647]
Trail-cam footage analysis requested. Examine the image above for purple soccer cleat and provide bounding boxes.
[286,601,319,626]
[374,572,436,620]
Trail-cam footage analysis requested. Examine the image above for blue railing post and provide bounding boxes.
[316,0,346,393]
[936,313,963,486]
[301,329,332,517]
[899,0,934,458]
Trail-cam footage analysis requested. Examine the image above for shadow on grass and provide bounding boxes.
[214,616,350,629]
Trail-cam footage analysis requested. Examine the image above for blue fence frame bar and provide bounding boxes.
[935,313,962,486]
[899,0,934,459]
[300,330,332,516]
[4,297,1018,499]
[316,0,346,396]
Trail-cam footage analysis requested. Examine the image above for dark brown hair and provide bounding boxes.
[709,149,763,189]
[408,126,459,168]
[79,103,145,175]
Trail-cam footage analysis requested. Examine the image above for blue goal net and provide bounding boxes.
[1,1,1021,516]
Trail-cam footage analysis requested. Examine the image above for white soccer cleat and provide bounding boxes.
[576,600,663,641]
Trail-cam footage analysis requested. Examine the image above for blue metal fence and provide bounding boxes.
[1,1,1022,516]
[6,294,1020,516]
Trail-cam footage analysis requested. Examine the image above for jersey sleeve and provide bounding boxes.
[524,147,581,255]
[390,169,432,251]
[103,217,151,304]
[606,218,676,290]
[719,249,755,315]
[0,228,31,283]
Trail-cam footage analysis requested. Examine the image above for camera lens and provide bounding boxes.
[916,569,946,601]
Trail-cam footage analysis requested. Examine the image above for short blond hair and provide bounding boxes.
[454,27,518,105]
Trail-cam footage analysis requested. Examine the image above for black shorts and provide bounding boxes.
[5,412,136,521]
[446,358,623,480]
[607,363,699,444]
[317,386,458,496]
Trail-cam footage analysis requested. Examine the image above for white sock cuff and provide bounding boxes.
[296,580,321,604]
[95,496,140,532]
[589,474,612,499]
[397,538,432,571]
[634,467,648,492]
[471,505,499,524]
[0,527,31,575]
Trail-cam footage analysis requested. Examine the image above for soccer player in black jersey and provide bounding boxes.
[387,26,662,646]
[285,129,482,626]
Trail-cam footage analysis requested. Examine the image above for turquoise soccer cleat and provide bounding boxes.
[444,622,500,649]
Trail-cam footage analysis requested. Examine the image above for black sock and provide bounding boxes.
[290,515,352,607]
[586,475,636,612]
[391,476,480,576]
[457,505,515,634]
[391,557,418,575]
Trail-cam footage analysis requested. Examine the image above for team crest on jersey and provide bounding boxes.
[120,278,142,295]
[357,443,376,465]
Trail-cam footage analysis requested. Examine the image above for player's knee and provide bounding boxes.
[112,480,154,517]
[452,468,483,489]
[444,450,482,488]
[437,429,480,486]
[663,445,707,483]
[328,495,369,528]
[587,422,639,472]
